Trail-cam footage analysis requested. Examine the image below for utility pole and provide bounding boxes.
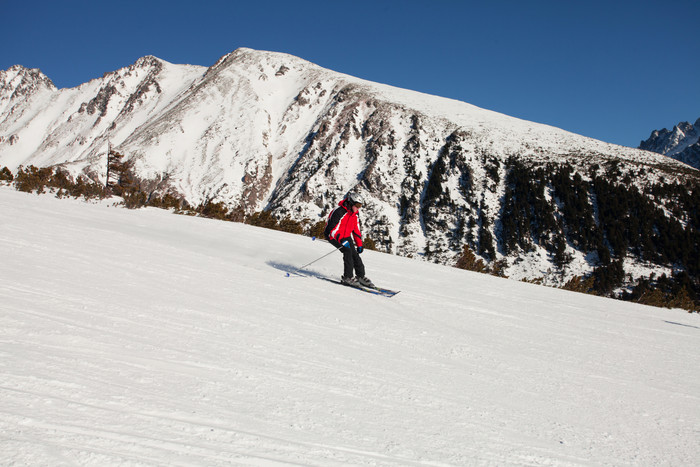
[105,140,111,188]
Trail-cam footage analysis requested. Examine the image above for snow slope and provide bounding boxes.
[1,187,699,466]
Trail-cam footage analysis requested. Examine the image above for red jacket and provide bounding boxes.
[325,200,363,248]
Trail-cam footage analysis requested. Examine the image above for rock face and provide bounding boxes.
[2,48,699,290]
[639,118,700,169]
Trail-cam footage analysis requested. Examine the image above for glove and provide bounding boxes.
[357,246,363,254]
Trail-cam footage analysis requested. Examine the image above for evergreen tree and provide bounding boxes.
[0,166,13,181]
[455,245,487,273]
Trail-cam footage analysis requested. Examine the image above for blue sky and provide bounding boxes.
[2,0,698,147]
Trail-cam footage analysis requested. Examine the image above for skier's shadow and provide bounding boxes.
[266,261,325,279]
[664,320,700,330]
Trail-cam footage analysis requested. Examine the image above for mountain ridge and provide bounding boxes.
[639,117,700,169]
[1,48,699,298]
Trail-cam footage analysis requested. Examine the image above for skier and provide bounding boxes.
[324,192,374,288]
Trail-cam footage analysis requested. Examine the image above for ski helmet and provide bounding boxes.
[346,192,364,206]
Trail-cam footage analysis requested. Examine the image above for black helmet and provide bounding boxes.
[345,192,364,207]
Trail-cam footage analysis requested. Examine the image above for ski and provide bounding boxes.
[318,277,400,297]
[284,270,400,297]
[364,284,400,297]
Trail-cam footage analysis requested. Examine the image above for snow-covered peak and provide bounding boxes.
[133,55,165,68]
[211,49,655,162]
[639,117,700,168]
[667,121,700,156]
[0,55,204,170]
[0,65,56,117]
[0,64,56,92]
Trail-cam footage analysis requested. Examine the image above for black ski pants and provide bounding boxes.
[330,237,365,278]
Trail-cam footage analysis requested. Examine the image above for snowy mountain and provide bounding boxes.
[2,186,699,466]
[0,56,204,171]
[639,117,700,169]
[2,48,699,293]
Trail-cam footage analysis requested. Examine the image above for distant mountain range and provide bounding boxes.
[639,118,700,169]
[1,48,699,301]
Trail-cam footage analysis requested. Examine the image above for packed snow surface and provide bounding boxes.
[1,186,699,466]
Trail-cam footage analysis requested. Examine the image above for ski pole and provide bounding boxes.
[286,240,349,277]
